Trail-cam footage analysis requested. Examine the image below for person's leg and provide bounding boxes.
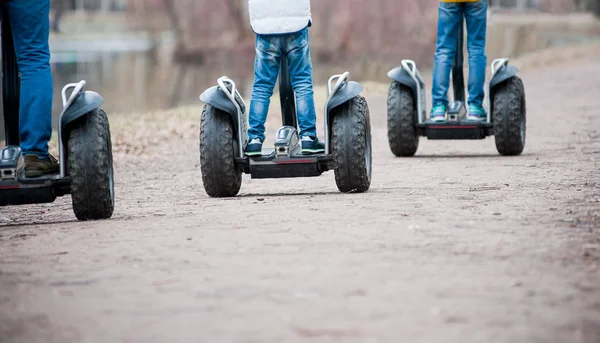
[431,2,463,122]
[464,0,488,121]
[7,0,58,177]
[247,34,282,155]
[285,28,322,154]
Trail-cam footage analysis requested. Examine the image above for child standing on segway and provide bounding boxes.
[430,0,488,122]
[245,0,324,156]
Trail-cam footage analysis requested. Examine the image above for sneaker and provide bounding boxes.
[430,104,447,122]
[301,136,325,155]
[245,138,263,156]
[24,154,59,178]
[467,104,487,121]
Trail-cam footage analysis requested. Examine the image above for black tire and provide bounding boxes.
[493,76,526,156]
[387,81,419,157]
[199,104,242,197]
[332,95,372,193]
[68,108,114,221]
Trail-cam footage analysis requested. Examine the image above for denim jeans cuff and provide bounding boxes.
[22,150,48,158]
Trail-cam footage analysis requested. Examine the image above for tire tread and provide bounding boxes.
[68,108,114,220]
[493,76,526,156]
[332,95,372,193]
[387,81,419,157]
[199,104,242,197]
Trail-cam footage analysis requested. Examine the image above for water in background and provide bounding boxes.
[1,25,597,141]
[0,47,392,141]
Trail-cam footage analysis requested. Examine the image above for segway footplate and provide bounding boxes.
[420,121,492,140]
[0,172,71,206]
[247,146,329,179]
[0,183,57,206]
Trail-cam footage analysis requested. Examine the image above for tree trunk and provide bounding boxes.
[224,0,249,43]
[162,0,188,61]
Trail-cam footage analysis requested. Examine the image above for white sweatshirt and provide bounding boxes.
[248,0,312,35]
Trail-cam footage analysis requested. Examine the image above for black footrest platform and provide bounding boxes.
[247,148,328,179]
[419,121,493,140]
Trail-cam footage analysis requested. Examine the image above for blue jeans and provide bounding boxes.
[432,0,487,108]
[5,0,53,157]
[248,28,317,142]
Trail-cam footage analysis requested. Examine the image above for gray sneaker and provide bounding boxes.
[301,136,325,155]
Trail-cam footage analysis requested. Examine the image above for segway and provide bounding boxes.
[198,56,372,197]
[386,19,526,157]
[0,5,114,221]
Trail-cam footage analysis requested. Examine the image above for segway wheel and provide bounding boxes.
[387,81,419,157]
[332,95,372,193]
[199,104,242,197]
[68,108,115,220]
[493,76,526,156]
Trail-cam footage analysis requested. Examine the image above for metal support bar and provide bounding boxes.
[323,72,349,155]
[58,80,86,177]
[217,76,247,159]
[487,58,509,123]
[400,60,426,124]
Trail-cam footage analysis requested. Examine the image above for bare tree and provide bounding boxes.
[162,0,185,58]
[224,0,250,42]
[51,0,75,33]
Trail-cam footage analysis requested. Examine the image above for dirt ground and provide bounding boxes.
[1,44,600,343]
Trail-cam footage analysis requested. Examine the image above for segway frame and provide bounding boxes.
[387,18,520,140]
[0,4,104,207]
[199,56,362,180]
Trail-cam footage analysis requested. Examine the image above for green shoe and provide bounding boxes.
[467,104,487,121]
[430,104,447,122]
[245,138,263,156]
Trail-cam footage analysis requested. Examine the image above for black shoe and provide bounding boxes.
[301,136,325,155]
[24,154,59,178]
[245,138,263,156]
